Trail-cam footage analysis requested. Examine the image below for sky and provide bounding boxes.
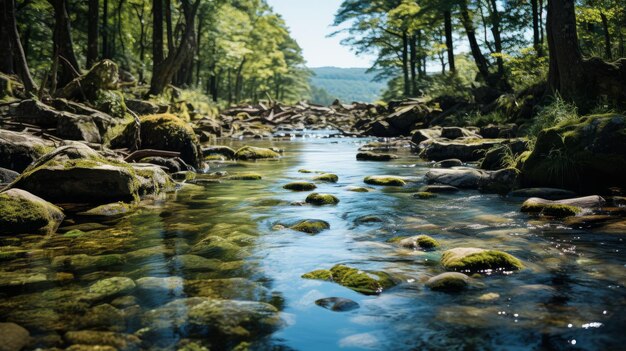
[266,0,374,68]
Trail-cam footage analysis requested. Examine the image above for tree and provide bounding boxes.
[0,0,37,92]
[49,0,81,87]
[87,0,99,67]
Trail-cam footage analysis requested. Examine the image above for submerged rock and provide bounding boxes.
[391,235,440,250]
[77,202,136,217]
[345,186,372,192]
[283,182,317,191]
[141,297,281,341]
[313,173,338,183]
[426,272,470,292]
[305,193,339,205]
[315,297,360,312]
[51,253,126,271]
[0,322,30,351]
[356,152,398,161]
[302,264,396,295]
[288,219,330,234]
[441,248,523,273]
[413,192,436,199]
[0,189,64,235]
[63,331,141,350]
[234,146,280,160]
[87,277,136,301]
[363,175,406,186]
[227,172,262,180]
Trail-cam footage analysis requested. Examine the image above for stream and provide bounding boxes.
[1,134,625,350]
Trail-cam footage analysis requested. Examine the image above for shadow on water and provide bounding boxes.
[0,134,625,350]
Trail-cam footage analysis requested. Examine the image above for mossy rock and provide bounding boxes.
[0,129,54,173]
[355,215,383,224]
[305,193,339,205]
[313,173,338,183]
[520,114,626,193]
[413,192,437,199]
[289,219,330,234]
[441,247,523,273]
[345,186,371,192]
[227,172,262,180]
[234,146,280,160]
[0,189,65,235]
[390,235,440,250]
[111,113,202,168]
[364,175,406,186]
[540,204,581,218]
[298,169,313,173]
[356,152,398,161]
[202,146,236,159]
[283,182,317,191]
[426,272,470,292]
[520,197,593,218]
[302,264,396,295]
[77,202,136,217]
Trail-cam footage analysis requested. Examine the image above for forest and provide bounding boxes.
[1,0,626,350]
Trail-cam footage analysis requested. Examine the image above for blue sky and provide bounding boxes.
[266,0,374,68]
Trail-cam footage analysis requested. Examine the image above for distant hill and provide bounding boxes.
[309,67,387,104]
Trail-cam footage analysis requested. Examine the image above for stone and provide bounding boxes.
[426,272,470,292]
[315,297,360,312]
[356,152,398,161]
[0,322,30,351]
[227,172,262,180]
[520,196,605,214]
[363,175,406,186]
[345,186,372,192]
[0,129,53,172]
[125,98,160,115]
[441,247,523,273]
[0,189,65,235]
[0,167,19,183]
[313,173,338,183]
[86,277,136,301]
[425,168,486,188]
[421,139,527,162]
[419,185,459,193]
[355,215,383,224]
[77,202,136,217]
[51,254,125,271]
[202,146,236,159]
[413,192,436,199]
[288,220,330,234]
[302,264,396,295]
[434,159,463,168]
[63,331,141,350]
[234,146,280,160]
[508,188,577,200]
[11,99,61,127]
[56,113,102,143]
[520,114,626,193]
[392,235,440,250]
[411,128,442,144]
[132,164,176,196]
[283,182,317,191]
[136,276,185,294]
[305,193,339,205]
[140,156,191,173]
[441,127,479,140]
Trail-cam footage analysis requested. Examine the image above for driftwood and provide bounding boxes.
[124,149,180,163]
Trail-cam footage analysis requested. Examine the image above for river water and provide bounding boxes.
[1,134,625,350]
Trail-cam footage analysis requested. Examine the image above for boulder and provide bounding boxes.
[305,193,339,205]
[313,173,338,183]
[391,235,440,250]
[520,196,605,217]
[0,130,53,172]
[9,144,169,204]
[202,145,236,159]
[425,167,519,194]
[434,159,463,168]
[315,297,360,312]
[0,189,65,235]
[411,128,442,144]
[283,182,317,191]
[0,167,19,183]
[86,277,136,301]
[302,264,396,295]
[0,322,30,351]
[56,113,102,143]
[111,113,203,168]
[507,188,577,200]
[288,219,330,234]
[419,185,459,193]
[364,175,406,186]
[426,272,470,292]
[356,152,398,161]
[421,138,528,162]
[440,127,480,140]
[10,99,60,127]
[125,98,160,115]
[521,114,626,193]
[63,331,140,350]
[50,98,121,135]
[234,146,280,160]
[441,247,523,273]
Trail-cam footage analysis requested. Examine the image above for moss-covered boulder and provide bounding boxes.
[391,235,440,250]
[0,189,65,235]
[426,272,470,292]
[520,196,604,217]
[305,193,339,205]
[0,129,53,172]
[364,175,406,186]
[77,202,136,217]
[441,248,523,273]
[111,113,203,168]
[302,264,396,295]
[227,172,262,180]
[283,182,317,191]
[520,114,626,193]
[356,152,398,161]
[234,146,280,160]
[202,146,236,159]
[313,173,338,183]
[9,144,172,204]
[289,219,330,234]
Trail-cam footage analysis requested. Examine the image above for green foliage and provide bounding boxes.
[527,95,580,138]
[502,47,549,92]
[309,67,387,103]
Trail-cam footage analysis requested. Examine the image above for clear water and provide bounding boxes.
[1,135,625,350]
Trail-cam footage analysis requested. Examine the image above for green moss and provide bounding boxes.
[94,89,127,118]
[346,186,371,192]
[441,248,523,273]
[364,176,406,186]
[234,146,280,160]
[426,272,469,292]
[227,172,262,180]
[0,192,61,235]
[283,182,317,191]
[414,192,437,199]
[289,220,330,234]
[298,169,313,173]
[415,235,440,249]
[305,193,339,205]
[541,204,581,218]
[301,269,333,281]
[313,173,338,183]
[63,229,86,238]
[390,235,440,250]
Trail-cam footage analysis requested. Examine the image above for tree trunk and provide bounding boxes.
[234,57,246,102]
[115,0,125,57]
[547,0,626,108]
[459,0,491,84]
[50,0,80,88]
[531,0,542,56]
[488,0,504,75]
[401,30,410,97]
[0,0,36,92]
[409,32,417,96]
[152,0,164,66]
[444,10,455,73]
[87,0,99,67]
[165,0,173,53]
[600,11,612,60]
[102,0,109,58]
[149,0,201,96]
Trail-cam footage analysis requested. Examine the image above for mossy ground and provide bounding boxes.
[305,193,339,205]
